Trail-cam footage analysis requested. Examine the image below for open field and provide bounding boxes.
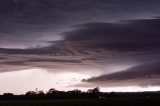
[0,97,160,106]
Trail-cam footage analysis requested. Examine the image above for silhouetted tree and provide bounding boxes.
[47,88,58,95]
[92,87,100,93]
[25,91,37,96]
[38,90,45,95]
[87,87,100,93]
[68,89,82,94]
[3,93,14,97]
[87,89,93,93]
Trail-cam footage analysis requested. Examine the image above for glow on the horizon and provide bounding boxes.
[100,86,160,92]
[0,68,160,94]
[0,68,90,94]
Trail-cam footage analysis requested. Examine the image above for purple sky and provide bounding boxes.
[0,0,160,94]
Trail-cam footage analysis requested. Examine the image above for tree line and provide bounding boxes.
[0,87,101,100]
[1,87,160,100]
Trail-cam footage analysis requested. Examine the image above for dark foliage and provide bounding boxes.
[0,88,160,106]
[0,87,100,100]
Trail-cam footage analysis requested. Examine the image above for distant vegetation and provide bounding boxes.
[0,87,101,100]
[0,87,160,106]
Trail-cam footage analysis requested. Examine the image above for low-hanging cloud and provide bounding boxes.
[82,62,160,87]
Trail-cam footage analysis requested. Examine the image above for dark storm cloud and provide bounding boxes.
[0,0,160,80]
[1,0,160,48]
[0,54,86,72]
[0,46,59,55]
[2,18,160,54]
[63,18,160,52]
[27,59,81,63]
[0,59,81,66]
[82,62,160,86]
[0,18,160,73]
[1,61,26,66]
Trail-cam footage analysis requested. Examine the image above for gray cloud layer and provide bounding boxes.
[82,62,160,87]
[0,0,160,88]
[0,18,160,76]
[1,18,160,53]
[0,0,160,48]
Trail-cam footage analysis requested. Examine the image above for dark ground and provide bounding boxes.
[0,96,160,106]
[1,89,160,106]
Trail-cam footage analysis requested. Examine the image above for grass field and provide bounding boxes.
[0,97,160,106]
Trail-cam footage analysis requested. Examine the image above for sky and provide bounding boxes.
[0,0,160,94]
